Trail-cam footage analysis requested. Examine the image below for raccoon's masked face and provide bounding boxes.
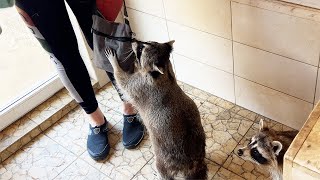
[236,120,283,167]
[131,40,175,79]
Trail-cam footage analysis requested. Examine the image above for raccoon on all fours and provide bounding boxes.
[237,119,298,180]
[105,40,207,180]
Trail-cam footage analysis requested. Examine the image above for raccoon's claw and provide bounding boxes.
[104,47,117,60]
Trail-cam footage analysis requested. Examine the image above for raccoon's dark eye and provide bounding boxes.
[250,148,268,164]
[138,46,143,53]
[136,44,144,60]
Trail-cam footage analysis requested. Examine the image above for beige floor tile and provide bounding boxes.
[199,102,253,165]
[132,158,219,180]
[0,134,76,180]
[96,84,123,113]
[213,167,245,180]
[186,93,206,108]
[27,89,73,126]
[177,81,195,94]
[132,158,159,180]
[55,158,111,180]
[230,105,261,122]
[186,87,211,101]
[207,95,235,110]
[0,116,37,152]
[45,107,122,156]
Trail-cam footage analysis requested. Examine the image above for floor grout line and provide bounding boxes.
[51,157,78,180]
[130,156,154,180]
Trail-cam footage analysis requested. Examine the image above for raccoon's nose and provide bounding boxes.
[237,149,243,156]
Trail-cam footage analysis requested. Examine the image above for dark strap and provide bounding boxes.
[91,28,133,42]
[122,0,130,26]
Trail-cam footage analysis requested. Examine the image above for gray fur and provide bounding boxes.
[105,40,207,180]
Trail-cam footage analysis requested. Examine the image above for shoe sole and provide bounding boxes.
[123,128,145,149]
[88,144,110,161]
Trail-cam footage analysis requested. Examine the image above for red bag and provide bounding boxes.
[96,0,123,22]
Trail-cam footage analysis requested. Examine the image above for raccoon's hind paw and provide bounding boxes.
[104,47,117,61]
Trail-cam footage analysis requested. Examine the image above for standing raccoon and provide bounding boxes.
[105,40,207,180]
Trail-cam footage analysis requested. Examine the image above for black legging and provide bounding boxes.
[15,0,123,114]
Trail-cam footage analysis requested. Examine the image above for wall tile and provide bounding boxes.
[235,76,313,130]
[127,9,169,42]
[233,0,320,22]
[282,0,320,9]
[174,53,235,103]
[234,42,317,102]
[163,0,232,39]
[126,0,165,18]
[168,21,233,73]
[232,2,320,66]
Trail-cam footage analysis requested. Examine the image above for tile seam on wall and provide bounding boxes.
[235,75,314,104]
[280,2,320,12]
[173,52,233,76]
[160,0,177,74]
[233,41,318,67]
[230,0,237,105]
[127,7,233,42]
[127,7,165,20]
[165,19,232,41]
[231,0,320,22]
[312,54,320,105]
[128,8,317,68]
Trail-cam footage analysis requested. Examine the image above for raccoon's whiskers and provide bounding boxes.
[122,50,134,62]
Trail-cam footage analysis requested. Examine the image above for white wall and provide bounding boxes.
[125,0,320,130]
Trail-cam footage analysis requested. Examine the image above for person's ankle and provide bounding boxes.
[88,107,105,126]
[123,102,137,115]
[89,117,106,127]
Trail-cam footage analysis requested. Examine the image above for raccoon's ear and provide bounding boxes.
[164,40,175,54]
[152,64,164,75]
[272,141,283,156]
[167,40,175,46]
[259,119,268,131]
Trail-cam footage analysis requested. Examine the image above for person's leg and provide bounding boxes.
[66,0,144,148]
[105,72,144,149]
[15,0,109,160]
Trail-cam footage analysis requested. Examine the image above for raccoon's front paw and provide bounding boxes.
[104,47,119,67]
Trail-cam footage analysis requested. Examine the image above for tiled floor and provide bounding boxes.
[0,82,294,180]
